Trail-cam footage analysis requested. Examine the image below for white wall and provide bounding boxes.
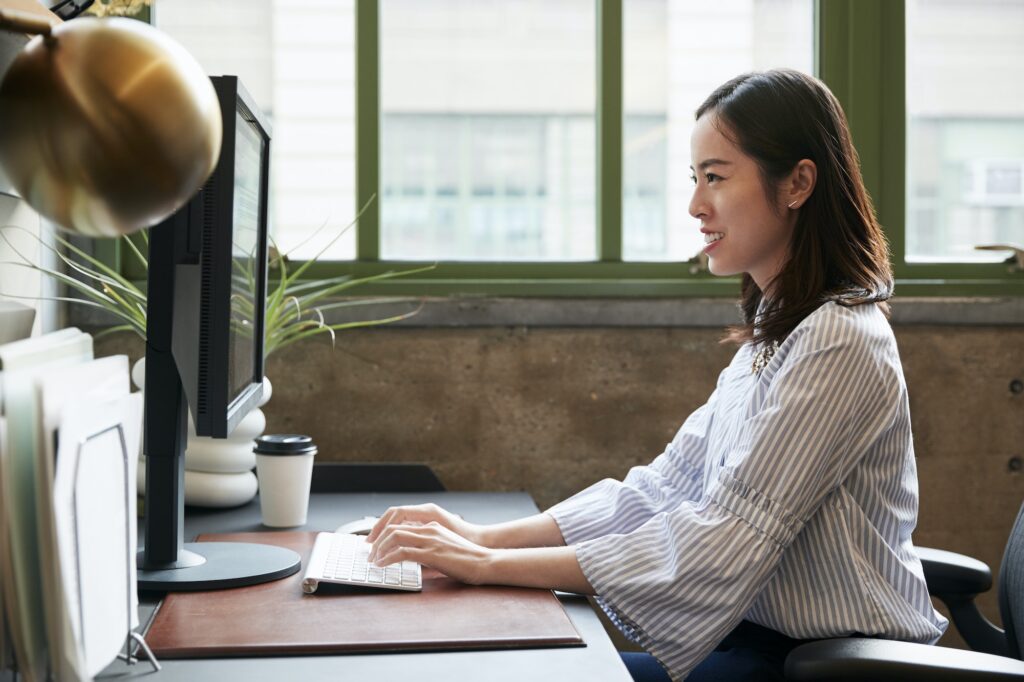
[0,195,59,336]
[0,16,60,336]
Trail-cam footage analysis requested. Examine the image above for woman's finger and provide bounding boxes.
[373,544,428,569]
[367,505,449,542]
[370,526,433,563]
[369,523,432,560]
[366,507,399,542]
[367,506,423,541]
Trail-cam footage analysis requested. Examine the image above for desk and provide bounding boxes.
[97,491,633,682]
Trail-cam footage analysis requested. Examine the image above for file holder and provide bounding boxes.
[70,424,160,673]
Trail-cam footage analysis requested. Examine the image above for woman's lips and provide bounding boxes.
[702,233,723,253]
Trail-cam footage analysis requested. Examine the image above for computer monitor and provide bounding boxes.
[137,76,300,590]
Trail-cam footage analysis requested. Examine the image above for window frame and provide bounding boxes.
[819,0,1022,296]
[107,0,1023,297]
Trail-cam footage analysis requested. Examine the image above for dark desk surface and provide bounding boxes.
[94,491,632,682]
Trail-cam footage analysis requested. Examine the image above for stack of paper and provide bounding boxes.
[0,328,142,681]
[0,328,93,682]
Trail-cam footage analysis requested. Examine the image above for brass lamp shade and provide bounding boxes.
[0,17,222,237]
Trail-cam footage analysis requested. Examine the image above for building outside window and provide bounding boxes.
[906,0,1024,263]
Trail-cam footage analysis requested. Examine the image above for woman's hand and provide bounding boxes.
[366,505,568,551]
[366,503,485,546]
[363,505,592,592]
[368,521,493,585]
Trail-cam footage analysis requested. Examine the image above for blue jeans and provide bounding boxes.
[621,620,818,682]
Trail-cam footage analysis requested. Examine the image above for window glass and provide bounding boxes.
[622,0,815,262]
[380,0,596,261]
[906,0,1024,263]
[157,0,357,261]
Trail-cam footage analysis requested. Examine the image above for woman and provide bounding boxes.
[366,69,948,681]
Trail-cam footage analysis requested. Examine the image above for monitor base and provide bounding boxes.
[137,542,301,591]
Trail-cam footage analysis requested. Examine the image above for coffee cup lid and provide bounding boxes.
[254,434,317,456]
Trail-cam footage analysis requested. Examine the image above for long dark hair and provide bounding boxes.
[695,69,893,348]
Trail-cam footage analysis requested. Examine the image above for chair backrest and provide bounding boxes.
[309,462,446,494]
[999,501,1024,660]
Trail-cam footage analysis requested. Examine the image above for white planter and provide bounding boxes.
[185,408,264,474]
[136,466,259,508]
[132,358,268,508]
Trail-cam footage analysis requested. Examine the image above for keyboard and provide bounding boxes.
[302,532,423,593]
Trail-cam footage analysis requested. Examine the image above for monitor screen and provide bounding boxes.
[228,111,265,403]
[184,77,270,439]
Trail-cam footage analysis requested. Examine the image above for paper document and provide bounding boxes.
[52,392,143,678]
[0,328,93,682]
[0,416,17,675]
[35,355,131,682]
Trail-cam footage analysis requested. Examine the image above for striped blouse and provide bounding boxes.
[546,301,948,680]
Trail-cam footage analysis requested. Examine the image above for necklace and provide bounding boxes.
[751,341,779,375]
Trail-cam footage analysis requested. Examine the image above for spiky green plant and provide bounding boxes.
[0,197,432,354]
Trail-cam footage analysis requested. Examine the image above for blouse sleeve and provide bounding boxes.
[570,307,903,679]
[546,367,727,545]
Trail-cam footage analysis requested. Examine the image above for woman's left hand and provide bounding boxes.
[368,521,494,585]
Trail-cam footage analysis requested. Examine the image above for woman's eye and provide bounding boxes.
[690,173,722,186]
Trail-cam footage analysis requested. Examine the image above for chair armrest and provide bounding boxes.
[919,546,993,596]
[784,638,1024,681]
[916,547,1008,656]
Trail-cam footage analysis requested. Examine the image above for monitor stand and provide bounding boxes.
[137,542,300,591]
[137,337,300,591]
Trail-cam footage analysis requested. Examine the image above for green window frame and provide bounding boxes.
[819,0,1022,296]
[108,0,1023,297]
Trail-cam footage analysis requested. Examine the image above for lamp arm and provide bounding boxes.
[0,8,55,37]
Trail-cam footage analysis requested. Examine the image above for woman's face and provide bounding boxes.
[688,113,795,291]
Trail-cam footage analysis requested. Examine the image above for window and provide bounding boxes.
[157,0,357,261]
[380,0,597,262]
[906,0,1024,264]
[144,0,1021,296]
[622,0,815,262]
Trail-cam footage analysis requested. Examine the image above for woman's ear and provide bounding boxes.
[785,159,817,210]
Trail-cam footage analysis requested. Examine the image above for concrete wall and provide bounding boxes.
[94,313,1024,647]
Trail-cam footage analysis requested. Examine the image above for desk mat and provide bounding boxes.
[145,531,585,658]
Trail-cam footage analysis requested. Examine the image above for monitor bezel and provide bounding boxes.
[193,75,272,438]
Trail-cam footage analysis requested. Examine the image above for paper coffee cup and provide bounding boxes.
[254,434,317,527]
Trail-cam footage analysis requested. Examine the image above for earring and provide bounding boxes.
[787,200,798,209]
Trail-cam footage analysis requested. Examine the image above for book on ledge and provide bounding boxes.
[144,531,585,657]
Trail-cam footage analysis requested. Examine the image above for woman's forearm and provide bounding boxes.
[476,514,595,593]
[483,545,595,595]
[477,512,567,549]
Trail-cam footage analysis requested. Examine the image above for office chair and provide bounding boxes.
[785,502,1024,680]
[310,462,446,493]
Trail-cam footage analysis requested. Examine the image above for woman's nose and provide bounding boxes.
[689,187,707,221]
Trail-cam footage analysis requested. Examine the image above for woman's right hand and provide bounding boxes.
[366,503,487,546]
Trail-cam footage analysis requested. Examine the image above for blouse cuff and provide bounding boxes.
[545,480,616,545]
[705,470,805,546]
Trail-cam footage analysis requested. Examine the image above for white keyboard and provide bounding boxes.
[302,532,422,593]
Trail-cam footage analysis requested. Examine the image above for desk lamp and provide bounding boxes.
[0,7,302,590]
[0,8,221,237]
